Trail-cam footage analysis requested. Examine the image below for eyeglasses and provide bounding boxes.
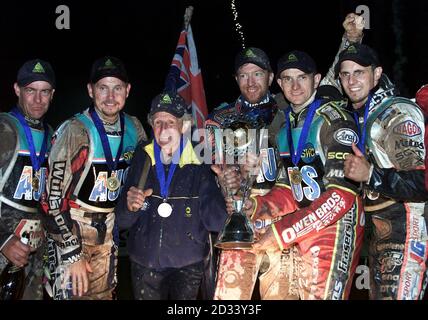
[338,69,368,81]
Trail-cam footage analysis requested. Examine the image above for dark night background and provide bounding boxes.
[1,0,428,131]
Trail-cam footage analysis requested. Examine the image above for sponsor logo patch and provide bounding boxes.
[395,139,424,150]
[409,240,425,265]
[334,128,359,146]
[393,120,422,137]
[301,143,316,164]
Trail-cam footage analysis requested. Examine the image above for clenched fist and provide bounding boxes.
[127,187,153,212]
[343,12,365,42]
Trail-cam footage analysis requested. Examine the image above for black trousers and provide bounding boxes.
[130,260,204,300]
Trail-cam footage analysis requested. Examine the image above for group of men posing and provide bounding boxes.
[0,13,427,300]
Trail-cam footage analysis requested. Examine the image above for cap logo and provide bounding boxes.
[245,49,257,58]
[287,54,298,62]
[347,45,358,54]
[161,94,172,104]
[32,62,45,73]
[102,58,116,70]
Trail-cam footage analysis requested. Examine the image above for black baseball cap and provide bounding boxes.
[334,44,380,77]
[17,59,56,88]
[276,50,317,78]
[234,47,272,73]
[149,92,190,119]
[90,56,129,83]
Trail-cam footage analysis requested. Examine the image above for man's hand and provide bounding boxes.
[127,187,153,212]
[252,227,278,252]
[211,164,241,196]
[343,12,365,42]
[243,198,255,218]
[68,259,93,297]
[0,236,31,267]
[344,143,371,182]
[241,153,261,178]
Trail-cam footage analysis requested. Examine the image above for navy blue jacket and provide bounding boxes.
[116,139,227,269]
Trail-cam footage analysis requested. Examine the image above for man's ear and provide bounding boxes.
[87,83,94,98]
[13,83,20,97]
[313,73,322,89]
[373,66,383,86]
[268,72,274,86]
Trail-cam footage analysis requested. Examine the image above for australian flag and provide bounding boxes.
[164,24,208,130]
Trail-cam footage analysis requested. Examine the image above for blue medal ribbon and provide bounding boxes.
[285,99,322,166]
[154,137,184,200]
[89,107,125,171]
[10,107,49,172]
[352,95,372,155]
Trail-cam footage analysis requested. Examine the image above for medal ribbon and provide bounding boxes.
[285,99,322,166]
[352,95,371,155]
[154,137,184,200]
[89,107,125,171]
[10,107,49,172]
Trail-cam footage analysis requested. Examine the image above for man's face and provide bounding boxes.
[339,60,382,109]
[152,112,183,155]
[87,77,130,122]
[277,68,320,109]
[14,81,54,120]
[235,63,273,104]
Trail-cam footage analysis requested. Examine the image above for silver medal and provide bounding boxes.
[158,202,173,218]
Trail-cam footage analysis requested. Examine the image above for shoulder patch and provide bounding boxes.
[317,100,349,123]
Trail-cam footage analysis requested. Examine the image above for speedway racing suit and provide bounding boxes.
[205,93,298,300]
[251,95,364,299]
[40,107,146,299]
[353,80,428,300]
[0,110,52,299]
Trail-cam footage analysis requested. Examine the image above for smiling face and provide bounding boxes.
[339,60,382,110]
[277,68,321,110]
[14,81,54,119]
[235,63,273,104]
[87,77,131,122]
[151,111,184,156]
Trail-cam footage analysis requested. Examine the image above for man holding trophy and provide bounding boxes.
[206,47,296,300]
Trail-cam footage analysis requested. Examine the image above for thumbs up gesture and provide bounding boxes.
[344,143,371,182]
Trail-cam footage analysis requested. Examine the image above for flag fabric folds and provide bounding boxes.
[164,24,208,129]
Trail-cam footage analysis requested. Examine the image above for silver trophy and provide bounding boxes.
[215,121,266,250]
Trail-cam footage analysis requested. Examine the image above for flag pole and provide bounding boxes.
[184,6,193,30]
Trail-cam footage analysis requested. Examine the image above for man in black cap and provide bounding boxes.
[205,46,296,300]
[337,41,428,299]
[241,14,371,300]
[0,59,56,299]
[116,92,227,300]
[41,56,146,300]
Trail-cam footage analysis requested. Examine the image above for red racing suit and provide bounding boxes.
[252,97,364,299]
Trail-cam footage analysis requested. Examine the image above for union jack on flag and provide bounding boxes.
[164,24,208,129]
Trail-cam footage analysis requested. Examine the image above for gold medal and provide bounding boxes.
[107,176,120,191]
[290,168,302,185]
[32,172,40,192]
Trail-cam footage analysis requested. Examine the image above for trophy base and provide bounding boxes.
[214,241,254,250]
